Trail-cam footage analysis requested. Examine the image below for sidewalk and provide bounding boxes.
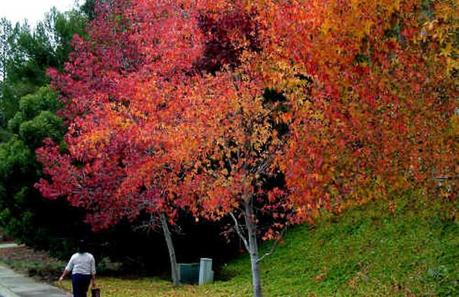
[0,244,18,250]
[0,265,69,297]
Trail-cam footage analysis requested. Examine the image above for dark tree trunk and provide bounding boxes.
[160,213,179,286]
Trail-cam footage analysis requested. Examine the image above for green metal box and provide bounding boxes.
[178,263,200,284]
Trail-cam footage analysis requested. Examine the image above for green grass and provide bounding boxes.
[57,193,458,296]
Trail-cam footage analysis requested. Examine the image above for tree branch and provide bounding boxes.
[230,212,250,252]
[257,227,287,263]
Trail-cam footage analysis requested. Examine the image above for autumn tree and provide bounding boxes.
[177,76,291,296]
[37,0,210,285]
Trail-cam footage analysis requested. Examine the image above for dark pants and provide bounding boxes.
[72,273,91,297]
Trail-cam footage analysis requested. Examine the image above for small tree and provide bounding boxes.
[173,70,291,297]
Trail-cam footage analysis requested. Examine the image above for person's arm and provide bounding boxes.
[59,255,74,281]
[90,255,97,288]
[91,273,96,288]
[58,269,70,281]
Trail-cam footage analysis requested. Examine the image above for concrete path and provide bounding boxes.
[0,244,19,250]
[0,265,69,297]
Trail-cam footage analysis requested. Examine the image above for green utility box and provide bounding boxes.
[178,263,200,284]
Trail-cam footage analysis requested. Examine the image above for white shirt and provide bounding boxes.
[65,252,96,275]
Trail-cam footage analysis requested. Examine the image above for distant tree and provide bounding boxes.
[0,4,92,255]
[0,86,75,253]
[0,18,12,81]
[0,9,87,124]
[0,18,13,130]
[80,0,97,20]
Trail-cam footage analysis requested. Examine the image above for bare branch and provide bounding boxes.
[230,212,250,252]
[257,227,287,263]
[133,213,160,233]
[433,175,459,180]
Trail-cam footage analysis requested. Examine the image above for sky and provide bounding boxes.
[0,0,81,27]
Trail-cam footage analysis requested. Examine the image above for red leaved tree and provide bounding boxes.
[36,0,209,285]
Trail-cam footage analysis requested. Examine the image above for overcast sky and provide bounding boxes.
[0,0,81,27]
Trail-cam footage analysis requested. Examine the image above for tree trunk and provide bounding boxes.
[244,200,263,297]
[160,213,180,286]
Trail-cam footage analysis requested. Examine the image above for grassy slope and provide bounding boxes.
[220,197,458,297]
[57,195,457,297]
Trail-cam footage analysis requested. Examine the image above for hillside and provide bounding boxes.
[214,195,458,296]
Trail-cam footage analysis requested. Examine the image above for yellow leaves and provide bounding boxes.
[418,1,458,76]
[427,20,438,32]
[421,20,451,43]
[320,19,331,35]
[81,127,112,152]
[363,21,373,37]
[295,205,306,218]
[264,60,298,89]
[445,56,459,75]
[450,114,459,137]
[437,39,459,74]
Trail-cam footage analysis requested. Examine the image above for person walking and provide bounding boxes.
[59,240,96,297]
